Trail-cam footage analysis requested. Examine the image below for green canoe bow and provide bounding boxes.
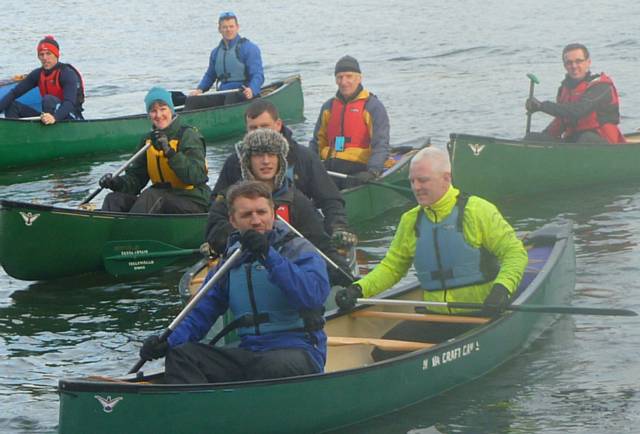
[0,75,303,169]
[57,222,577,434]
[448,132,640,201]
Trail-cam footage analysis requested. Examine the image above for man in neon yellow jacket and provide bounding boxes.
[335,147,528,317]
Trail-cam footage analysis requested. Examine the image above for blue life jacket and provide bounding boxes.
[227,241,305,336]
[214,37,247,87]
[414,194,498,291]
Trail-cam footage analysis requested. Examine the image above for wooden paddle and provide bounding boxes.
[357,298,638,316]
[102,240,201,277]
[129,248,243,374]
[326,170,415,200]
[79,142,151,206]
[525,73,540,135]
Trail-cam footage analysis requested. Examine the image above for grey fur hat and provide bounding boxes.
[236,128,289,189]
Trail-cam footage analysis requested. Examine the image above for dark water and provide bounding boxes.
[2,0,640,432]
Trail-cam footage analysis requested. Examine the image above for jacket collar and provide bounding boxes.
[421,185,460,222]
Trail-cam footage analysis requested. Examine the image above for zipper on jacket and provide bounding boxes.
[245,263,261,335]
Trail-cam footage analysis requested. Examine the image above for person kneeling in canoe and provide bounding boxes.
[525,43,625,144]
[206,128,353,286]
[140,180,330,383]
[0,35,84,124]
[334,147,528,356]
[98,87,211,214]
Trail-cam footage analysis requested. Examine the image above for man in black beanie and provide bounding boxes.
[309,55,390,189]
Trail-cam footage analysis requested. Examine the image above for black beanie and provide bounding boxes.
[334,55,361,75]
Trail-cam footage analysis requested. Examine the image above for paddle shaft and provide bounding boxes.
[80,143,151,206]
[525,74,537,135]
[128,248,243,374]
[326,170,414,196]
[357,298,638,316]
[275,215,354,282]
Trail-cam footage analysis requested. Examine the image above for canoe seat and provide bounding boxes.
[327,336,434,352]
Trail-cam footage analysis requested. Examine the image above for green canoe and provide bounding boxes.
[448,132,640,201]
[57,222,576,434]
[0,75,303,169]
[0,143,421,281]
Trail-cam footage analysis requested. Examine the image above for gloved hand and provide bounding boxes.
[199,241,219,259]
[525,97,542,113]
[151,131,175,157]
[239,229,270,261]
[483,284,511,315]
[331,227,358,248]
[139,335,169,361]
[335,283,363,311]
[98,173,123,191]
[351,170,377,183]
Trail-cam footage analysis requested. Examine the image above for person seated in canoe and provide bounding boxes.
[211,99,357,252]
[188,11,263,105]
[98,87,211,214]
[334,147,528,355]
[309,55,390,189]
[140,180,330,384]
[206,128,353,286]
[0,35,84,124]
[525,43,625,144]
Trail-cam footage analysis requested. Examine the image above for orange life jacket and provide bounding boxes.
[322,94,372,164]
[38,63,85,104]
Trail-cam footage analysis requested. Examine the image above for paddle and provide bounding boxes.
[326,170,415,200]
[79,142,151,206]
[129,248,243,374]
[525,73,540,135]
[275,215,355,283]
[102,240,201,277]
[357,298,638,316]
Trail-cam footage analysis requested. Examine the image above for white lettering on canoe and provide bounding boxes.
[422,340,480,370]
[467,143,485,156]
[120,249,150,256]
[94,395,123,413]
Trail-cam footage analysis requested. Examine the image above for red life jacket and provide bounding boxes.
[38,63,85,104]
[557,73,625,144]
[275,203,290,223]
[324,95,372,164]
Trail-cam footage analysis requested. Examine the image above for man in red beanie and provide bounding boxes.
[0,35,84,124]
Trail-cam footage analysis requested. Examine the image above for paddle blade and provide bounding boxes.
[102,240,200,277]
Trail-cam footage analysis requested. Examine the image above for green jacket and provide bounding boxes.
[117,116,211,209]
[356,185,527,313]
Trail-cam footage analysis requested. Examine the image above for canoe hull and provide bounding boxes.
[57,223,576,434]
[0,76,303,169]
[449,132,640,201]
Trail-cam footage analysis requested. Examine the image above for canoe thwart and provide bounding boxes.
[327,336,434,352]
[350,310,490,324]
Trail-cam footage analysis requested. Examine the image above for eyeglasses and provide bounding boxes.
[564,58,587,66]
[219,11,236,19]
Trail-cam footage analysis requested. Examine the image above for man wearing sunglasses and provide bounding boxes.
[525,43,625,144]
[189,11,264,104]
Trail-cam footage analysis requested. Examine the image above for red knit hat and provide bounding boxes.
[37,35,60,58]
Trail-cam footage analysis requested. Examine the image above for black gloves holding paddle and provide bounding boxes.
[140,335,169,361]
[239,230,270,261]
[98,173,124,191]
[525,97,543,113]
[331,226,358,248]
[483,283,511,315]
[335,283,363,311]
[151,131,175,158]
[352,170,378,183]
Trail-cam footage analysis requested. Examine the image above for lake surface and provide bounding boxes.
[1,0,639,432]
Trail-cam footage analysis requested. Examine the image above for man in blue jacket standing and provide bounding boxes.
[140,180,330,384]
[189,11,264,104]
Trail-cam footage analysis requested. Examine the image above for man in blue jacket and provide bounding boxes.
[140,180,330,384]
[189,11,264,104]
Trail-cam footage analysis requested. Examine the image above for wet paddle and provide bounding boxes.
[275,215,355,283]
[102,240,201,277]
[326,170,415,200]
[357,298,638,316]
[129,248,243,374]
[79,142,151,206]
[525,73,540,135]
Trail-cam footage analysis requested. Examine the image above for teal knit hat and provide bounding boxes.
[144,86,175,113]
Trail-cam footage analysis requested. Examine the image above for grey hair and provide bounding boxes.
[410,147,451,174]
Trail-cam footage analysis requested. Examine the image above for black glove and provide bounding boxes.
[352,170,377,183]
[335,283,363,311]
[331,227,358,248]
[139,335,169,361]
[98,173,123,191]
[483,284,510,315]
[239,229,270,261]
[151,131,175,157]
[525,97,542,113]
